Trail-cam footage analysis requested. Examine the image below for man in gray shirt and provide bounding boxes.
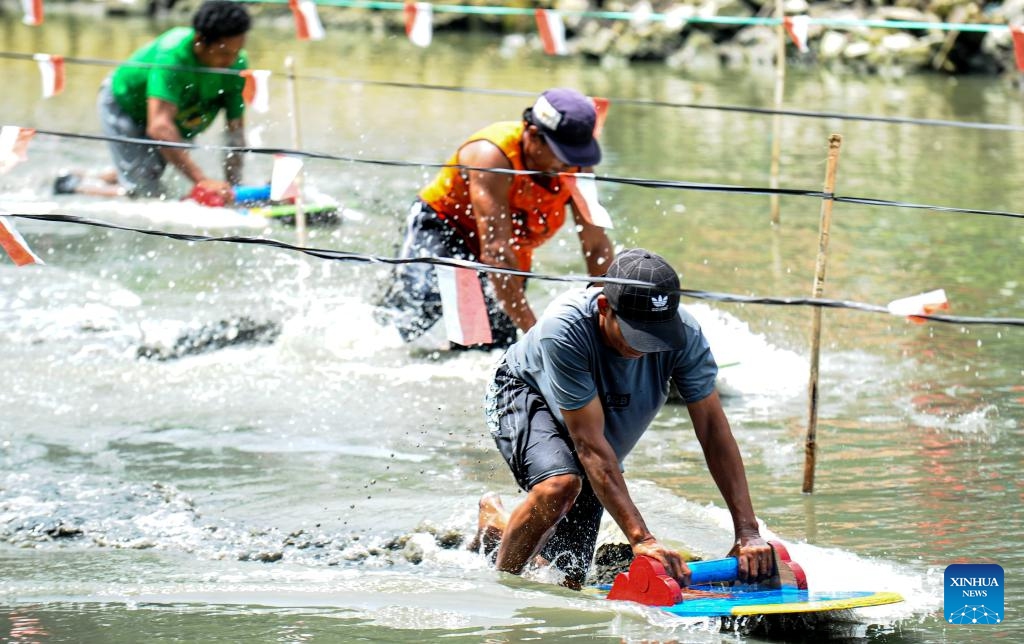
[472,248,772,589]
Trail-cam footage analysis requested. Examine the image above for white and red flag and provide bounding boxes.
[535,9,568,56]
[241,69,272,114]
[783,15,811,53]
[34,54,65,99]
[590,96,609,139]
[404,1,433,48]
[288,0,325,41]
[887,289,949,323]
[565,173,613,229]
[435,265,493,346]
[1011,26,1024,71]
[0,126,35,174]
[21,0,43,26]
[270,154,303,201]
[0,215,44,267]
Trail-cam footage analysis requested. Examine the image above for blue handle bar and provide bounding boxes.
[233,184,272,204]
[688,557,740,585]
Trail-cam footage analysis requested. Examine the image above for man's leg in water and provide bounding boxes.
[493,473,581,578]
[467,492,507,554]
[480,362,591,584]
[374,203,445,341]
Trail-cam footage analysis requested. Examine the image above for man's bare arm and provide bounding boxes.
[224,117,245,185]
[563,398,690,582]
[147,98,206,184]
[688,390,772,581]
[146,98,234,202]
[461,140,537,332]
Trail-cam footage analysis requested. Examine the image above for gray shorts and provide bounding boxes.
[97,78,168,198]
[485,359,605,585]
[374,200,517,348]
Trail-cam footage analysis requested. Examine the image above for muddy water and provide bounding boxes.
[1,11,1021,642]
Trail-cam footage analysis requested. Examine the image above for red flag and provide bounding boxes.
[590,96,609,139]
[1011,26,1024,71]
[435,265,493,346]
[288,0,325,41]
[241,69,271,113]
[21,0,43,26]
[565,173,613,229]
[0,126,36,174]
[0,216,44,266]
[34,54,65,99]
[535,9,568,56]
[783,15,810,53]
[404,1,433,48]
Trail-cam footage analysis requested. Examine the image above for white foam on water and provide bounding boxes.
[687,303,806,402]
[275,294,503,385]
[119,425,431,463]
[5,195,270,230]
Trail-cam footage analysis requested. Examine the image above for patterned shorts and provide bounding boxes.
[485,358,605,585]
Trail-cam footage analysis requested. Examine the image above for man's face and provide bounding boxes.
[194,34,246,68]
[524,126,573,173]
[597,297,644,359]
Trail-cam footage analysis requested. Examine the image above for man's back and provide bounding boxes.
[501,288,719,463]
[110,27,248,137]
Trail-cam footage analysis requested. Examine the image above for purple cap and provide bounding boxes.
[523,88,602,167]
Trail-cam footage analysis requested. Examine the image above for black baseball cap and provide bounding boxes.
[602,249,686,353]
[522,88,602,167]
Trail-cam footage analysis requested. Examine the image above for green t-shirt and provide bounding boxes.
[110,26,248,139]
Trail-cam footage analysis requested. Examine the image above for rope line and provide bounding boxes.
[18,127,1024,221]
[9,212,1023,328]
[3,51,1023,133]
[252,0,1014,34]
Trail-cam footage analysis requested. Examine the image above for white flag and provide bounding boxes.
[242,69,271,114]
[271,155,303,201]
[887,289,949,321]
[436,265,493,346]
[21,0,43,26]
[34,54,66,99]
[405,2,433,48]
[535,9,568,56]
[0,215,44,266]
[784,16,811,53]
[566,173,613,229]
[289,0,325,41]
[0,126,36,174]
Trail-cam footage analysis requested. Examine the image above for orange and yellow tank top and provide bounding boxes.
[419,121,574,270]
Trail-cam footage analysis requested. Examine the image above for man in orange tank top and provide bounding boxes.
[374,88,614,350]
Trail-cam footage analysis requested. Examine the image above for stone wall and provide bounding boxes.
[141,0,1024,76]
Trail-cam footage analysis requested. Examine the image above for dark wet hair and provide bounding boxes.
[193,0,251,44]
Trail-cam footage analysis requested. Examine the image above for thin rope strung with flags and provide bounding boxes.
[248,0,1018,33]
[16,127,1024,223]
[3,51,1024,133]
[7,212,1024,328]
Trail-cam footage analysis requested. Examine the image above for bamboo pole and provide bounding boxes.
[769,0,787,225]
[802,134,842,494]
[285,56,308,247]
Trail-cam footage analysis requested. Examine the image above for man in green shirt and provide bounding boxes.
[55,1,251,202]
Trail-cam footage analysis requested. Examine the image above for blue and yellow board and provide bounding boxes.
[598,547,904,618]
[656,588,904,617]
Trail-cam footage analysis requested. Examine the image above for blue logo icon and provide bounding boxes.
[944,563,1003,624]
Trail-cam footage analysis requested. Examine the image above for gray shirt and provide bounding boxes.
[502,287,719,464]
